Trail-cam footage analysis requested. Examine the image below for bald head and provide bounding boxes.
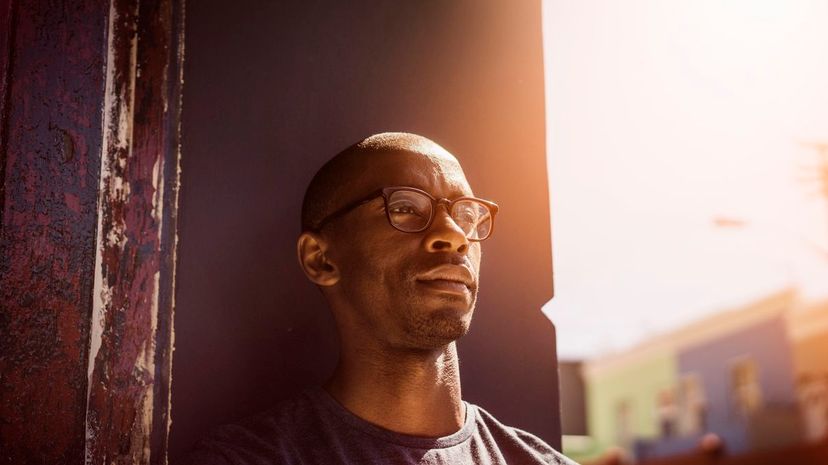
[301,132,465,232]
[297,132,483,350]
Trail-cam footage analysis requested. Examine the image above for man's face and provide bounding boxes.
[326,150,482,351]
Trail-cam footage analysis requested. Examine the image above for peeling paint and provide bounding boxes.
[105,219,128,249]
[112,175,131,203]
[139,270,163,461]
[0,0,183,461]
[1,1,108,462]
[151,156,164,225]
[82,1,185,464]
[85,3,120,456]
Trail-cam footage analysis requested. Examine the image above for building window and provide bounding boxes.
[797,373,828,442]
[730,357,762,416]
[678,374,707,434]
[656,388,679,438]
[615,399,634,446]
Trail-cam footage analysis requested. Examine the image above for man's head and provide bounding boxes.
[296,133,497,351]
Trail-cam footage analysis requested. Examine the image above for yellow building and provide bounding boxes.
[787,297,828,442]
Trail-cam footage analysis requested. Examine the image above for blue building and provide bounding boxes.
[634,289,804,460]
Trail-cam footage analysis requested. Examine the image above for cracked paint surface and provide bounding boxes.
[1,1,184,464]
[85,1,183,464]
[0,1,108,463]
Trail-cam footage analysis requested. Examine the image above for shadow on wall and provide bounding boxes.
[169,0,558,458]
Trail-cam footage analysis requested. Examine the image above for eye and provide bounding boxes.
[389,205,416,214]
[388,203,427,217]
[455,210,476,223]
[453,207,478,225]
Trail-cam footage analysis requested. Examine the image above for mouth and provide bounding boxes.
[416,278,471,295]
[415,264,475,295]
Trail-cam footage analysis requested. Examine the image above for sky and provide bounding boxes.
[542,0,828,360]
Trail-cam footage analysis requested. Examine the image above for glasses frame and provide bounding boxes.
[311,186,499,242]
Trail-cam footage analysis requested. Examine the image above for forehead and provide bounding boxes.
[347,150,473,198]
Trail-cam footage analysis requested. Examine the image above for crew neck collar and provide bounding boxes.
[309,386,477,449]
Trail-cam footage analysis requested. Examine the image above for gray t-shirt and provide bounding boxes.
[184,387,577,465]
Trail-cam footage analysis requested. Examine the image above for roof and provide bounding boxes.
[583,288,797,379]
[787,297,828,342]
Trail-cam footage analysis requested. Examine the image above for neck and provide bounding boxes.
[324,340,465,437]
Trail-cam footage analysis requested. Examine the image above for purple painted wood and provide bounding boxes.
[0,0,15,205]
[0,1,184,463]
[0,1,107,462]
[84,0,184,463]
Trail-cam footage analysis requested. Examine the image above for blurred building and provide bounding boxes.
[559,360,598,461]
[789,298,828,443]
[560,360,588,436]
[579,289,828,461]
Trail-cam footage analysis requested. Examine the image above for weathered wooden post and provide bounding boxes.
[0,1,185,463]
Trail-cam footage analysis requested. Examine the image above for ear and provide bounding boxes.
[296,231,340,287]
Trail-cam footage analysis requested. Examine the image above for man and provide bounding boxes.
[185,132,576,464]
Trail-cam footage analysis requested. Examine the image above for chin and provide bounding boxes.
[404,306,473,350]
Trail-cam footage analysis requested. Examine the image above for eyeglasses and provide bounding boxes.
[312,186,499,241]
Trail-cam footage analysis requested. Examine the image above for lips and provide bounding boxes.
[415,264,475,293]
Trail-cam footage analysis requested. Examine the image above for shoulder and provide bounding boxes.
[178,391,320,465]
[471,403,581,465]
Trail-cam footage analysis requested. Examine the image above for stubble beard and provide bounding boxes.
[347,263,479,352]
[394,281,478,351]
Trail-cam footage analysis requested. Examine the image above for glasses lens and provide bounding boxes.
[387,190,432,231]
[452,200,493,240]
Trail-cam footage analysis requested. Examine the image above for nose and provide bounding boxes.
[424,204,469,254]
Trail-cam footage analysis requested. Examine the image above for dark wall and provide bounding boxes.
[170,0,559,456]
[560,361,587,435]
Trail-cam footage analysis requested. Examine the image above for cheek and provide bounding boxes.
[336,231,407,288]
